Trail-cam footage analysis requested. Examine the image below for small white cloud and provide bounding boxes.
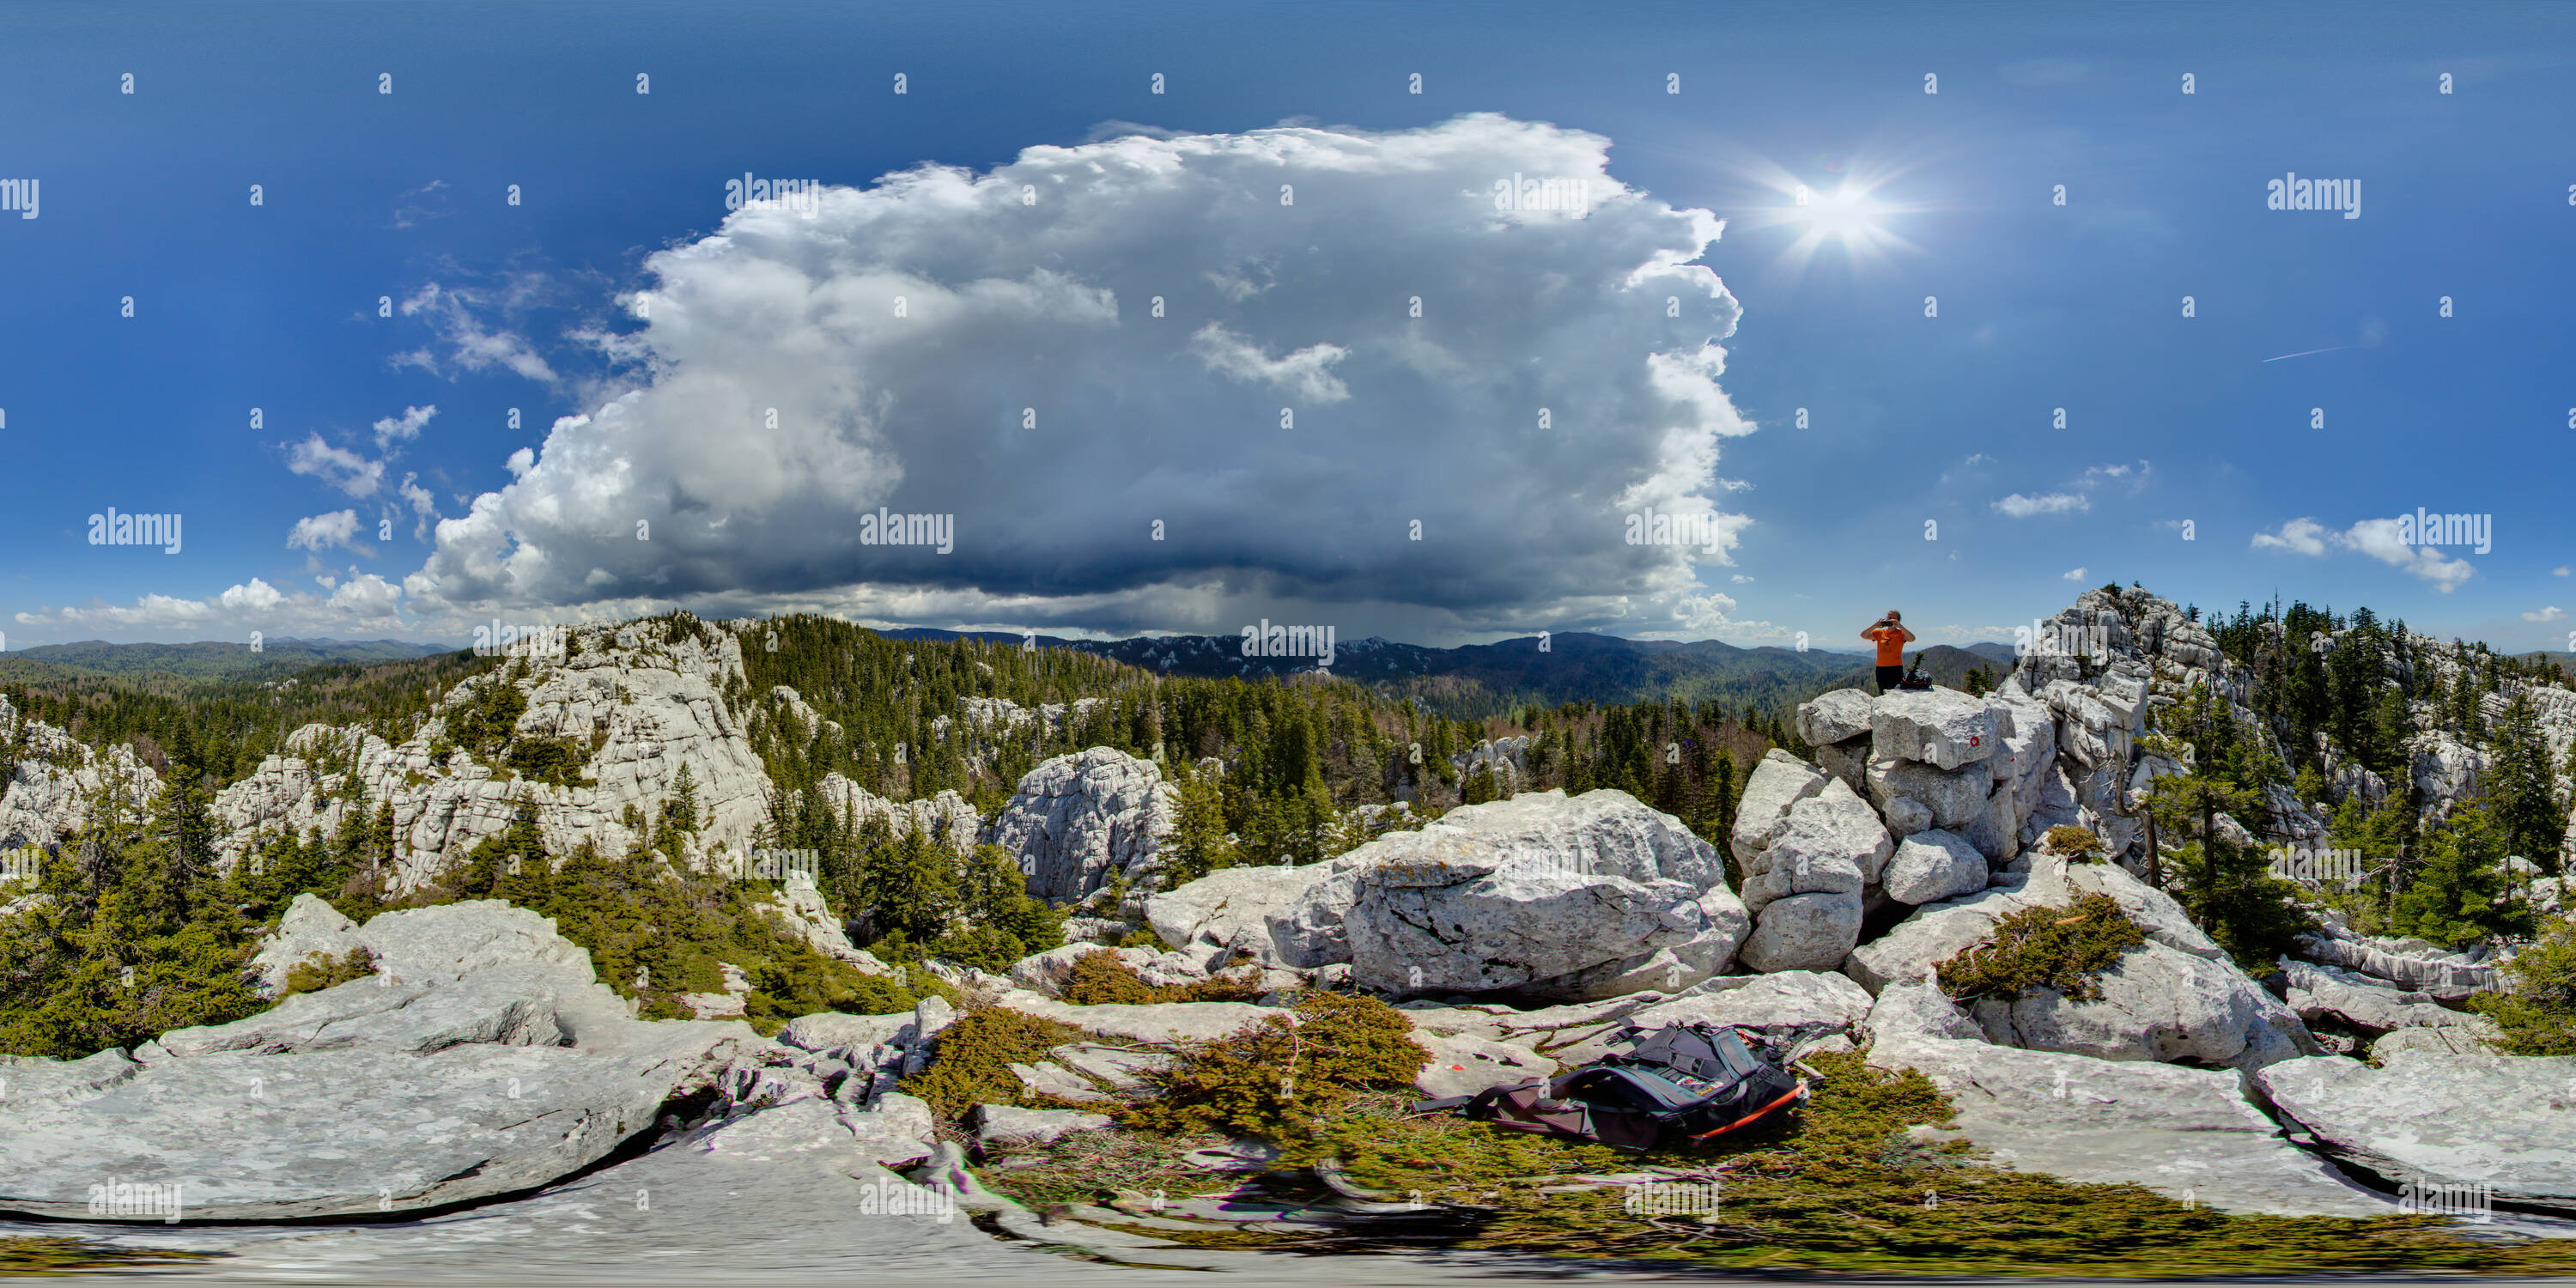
[285,435,386,497]
[2556,567,2571,578]
[1188,323,1352,404]
[2251,517,2329,556]
[2524,606,2566,623]
[372,404,437,452]
[2062,568,2087,581]
[1993,492,2088,518]
[2255,516,2473,592]
[1730,574,1753,583]
[218,579,284,612]
[287,509,362,552]
[397,283,557,383]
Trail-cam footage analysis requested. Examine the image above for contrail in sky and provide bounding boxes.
[2262,345,2354,362]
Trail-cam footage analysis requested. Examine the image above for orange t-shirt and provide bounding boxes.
[1866,626,1906,666]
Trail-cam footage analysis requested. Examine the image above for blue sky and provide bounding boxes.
[3,0,2572,653]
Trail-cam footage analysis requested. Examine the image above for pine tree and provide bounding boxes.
[2487,692,2563,873]
[2394,801,2530,947]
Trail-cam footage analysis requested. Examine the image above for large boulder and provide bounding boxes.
[2280,958,2493,1039]
[1795,688,1878,748]
[1144,860,1355,969]
[0,901,753,1220]
[1844,855,2314,1072]
[1880,829,1987,906]
[1865,755,1990,831]
[985,747,1178,902]
[1309,789,1749,1001]
[2293,928,2497,1001]
[1963,939,2314,1072]
[1741,779,1893,915]
[1729,750,1829,868]
[2257,1049,2576,1216]
[1870,689,2001,771]
[1737,891,1864,974]
[1866,983,2402,1218]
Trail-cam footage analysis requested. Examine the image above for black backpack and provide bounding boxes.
[1414,1022,1814,1151]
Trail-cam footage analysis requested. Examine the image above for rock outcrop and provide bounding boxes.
[0,899,753,1220]
[983,747,1176,902]
[1281,788,1749,1000]
[0,695,161,850]
[210,623,771,891]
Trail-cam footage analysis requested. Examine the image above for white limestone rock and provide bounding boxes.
[1880,829,1988,906]
[1870,688,2002,771]
[1325,789,1748,1000]
[983,747,1177,902]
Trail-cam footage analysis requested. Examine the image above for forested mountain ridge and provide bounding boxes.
[3,586,2570,1064]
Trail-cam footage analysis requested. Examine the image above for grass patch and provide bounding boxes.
[898,1003,1085,1124]
[1033,1048,2576,1276]
[1935,892,2147,1004]
[280,946,377,997]
[2039,823,2106,860]
[1060,950,1264,1006]
[0,1236,221,1272]
[1123,991,1425,1141]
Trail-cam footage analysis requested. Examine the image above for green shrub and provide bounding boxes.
[1935,894,2147,1004]
[1060,948,1266,1006]
[281,946,377,997]
[1127,991,1426,1141]
[2470,914,2576,1055]
[2039,825,2105,860]
[897,1004,1084,1124]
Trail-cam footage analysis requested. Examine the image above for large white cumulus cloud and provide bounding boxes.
[407,113,1753,634]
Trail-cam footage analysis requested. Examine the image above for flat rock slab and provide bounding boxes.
[992,990,1276,1044]
[0,1120,1038,1282]
[1873,1025,2400,1218]
[0,1018,748,1220]
[1411,1031,1553,1098]
[2257,1050,2576,1215]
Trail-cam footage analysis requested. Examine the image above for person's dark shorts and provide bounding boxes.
[1876,665,1905,692]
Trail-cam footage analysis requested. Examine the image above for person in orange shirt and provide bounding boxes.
[1862,610,1916,694]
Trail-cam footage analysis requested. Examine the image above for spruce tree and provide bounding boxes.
[2393,800,2530,947]
[2487,692,2563,873]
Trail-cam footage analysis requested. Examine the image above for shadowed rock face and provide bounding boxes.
[0,901,754,1222]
